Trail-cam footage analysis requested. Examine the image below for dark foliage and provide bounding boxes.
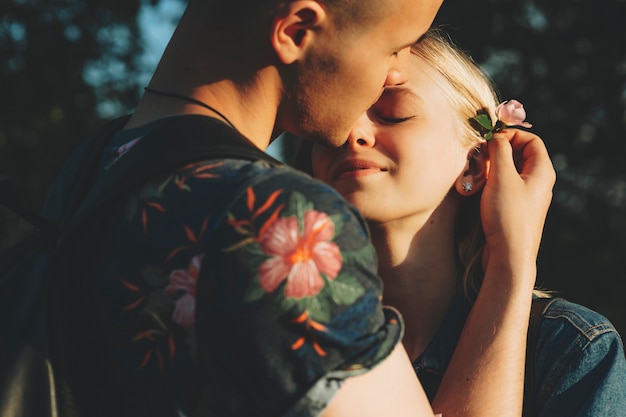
[0,0,143,242]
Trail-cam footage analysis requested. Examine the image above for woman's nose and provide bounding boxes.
[345,114,375,149]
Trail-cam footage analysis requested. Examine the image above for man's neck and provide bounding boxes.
[124,4,282,151]
[126,77,280,151]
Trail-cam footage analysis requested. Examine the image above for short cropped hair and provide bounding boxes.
[198,0,385,33]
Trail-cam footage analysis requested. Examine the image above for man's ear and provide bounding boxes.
[271,1,326,64]
[455,146,487,196]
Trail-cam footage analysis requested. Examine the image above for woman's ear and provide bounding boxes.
[455,146,487,196]
[271,1,326,64]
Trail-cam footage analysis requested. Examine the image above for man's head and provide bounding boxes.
[270,0,444,147]
[179,0,442,147]
[200,0,387,30]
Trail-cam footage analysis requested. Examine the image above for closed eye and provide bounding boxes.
[377,116,414,125]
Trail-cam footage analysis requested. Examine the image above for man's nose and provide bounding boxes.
[384,48,411,86]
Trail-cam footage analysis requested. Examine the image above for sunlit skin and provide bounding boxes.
[278,0,444,148]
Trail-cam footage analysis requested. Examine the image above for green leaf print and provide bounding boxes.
[298,295,331,323]
[328,213,345,238]
[142,265,171,287]
[285,191,314,232]
[328,273,366,306]
[341,243,377,266]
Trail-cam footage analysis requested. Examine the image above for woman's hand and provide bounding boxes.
[433,129,555,417]
[480,128,556,286]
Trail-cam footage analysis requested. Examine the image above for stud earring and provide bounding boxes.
[462,181,473,192]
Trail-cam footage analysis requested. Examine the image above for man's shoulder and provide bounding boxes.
[140,157,365,234]
[176,158,349,204]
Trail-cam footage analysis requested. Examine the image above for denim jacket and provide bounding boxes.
[412,292,626,416]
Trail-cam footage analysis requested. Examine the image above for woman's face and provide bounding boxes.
[311,54,472,225]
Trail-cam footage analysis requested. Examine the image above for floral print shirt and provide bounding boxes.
[84,117,402,417]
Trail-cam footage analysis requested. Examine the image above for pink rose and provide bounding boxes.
[495,99,532,128]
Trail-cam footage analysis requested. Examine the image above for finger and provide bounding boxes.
[490,129,555,188]
[504,129,556,186]
[484,132,516,183]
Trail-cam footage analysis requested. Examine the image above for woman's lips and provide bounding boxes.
[332,159,387,180]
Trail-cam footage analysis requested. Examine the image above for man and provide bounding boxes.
[46,1,555,416]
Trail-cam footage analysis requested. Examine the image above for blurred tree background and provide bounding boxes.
[1,0,625,336]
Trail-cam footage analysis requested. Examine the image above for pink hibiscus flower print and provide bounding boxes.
[165,253,204,328]
[258,210,342,299]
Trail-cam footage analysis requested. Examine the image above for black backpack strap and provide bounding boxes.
[523,297,561,417]
[63,114,281,239]
[0,176,56,232]
[59,115,133,221]
[0,116,131,272]
[0,177,57,272]
[0,116,132,236]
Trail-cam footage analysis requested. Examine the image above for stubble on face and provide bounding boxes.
[279,0,443,147]
[286,46,346,146]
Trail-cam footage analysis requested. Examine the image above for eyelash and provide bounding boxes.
[378,116,413,125]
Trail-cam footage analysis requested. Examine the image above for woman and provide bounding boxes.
[297,29,626,416]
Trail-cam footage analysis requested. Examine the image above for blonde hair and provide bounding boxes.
[412,28,550,300]
[411,29,500,150]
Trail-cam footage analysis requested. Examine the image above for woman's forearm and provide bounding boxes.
[432,259,534,416]
[433,130,555,416]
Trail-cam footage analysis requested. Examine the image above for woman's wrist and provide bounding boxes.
[482,246,537,294]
